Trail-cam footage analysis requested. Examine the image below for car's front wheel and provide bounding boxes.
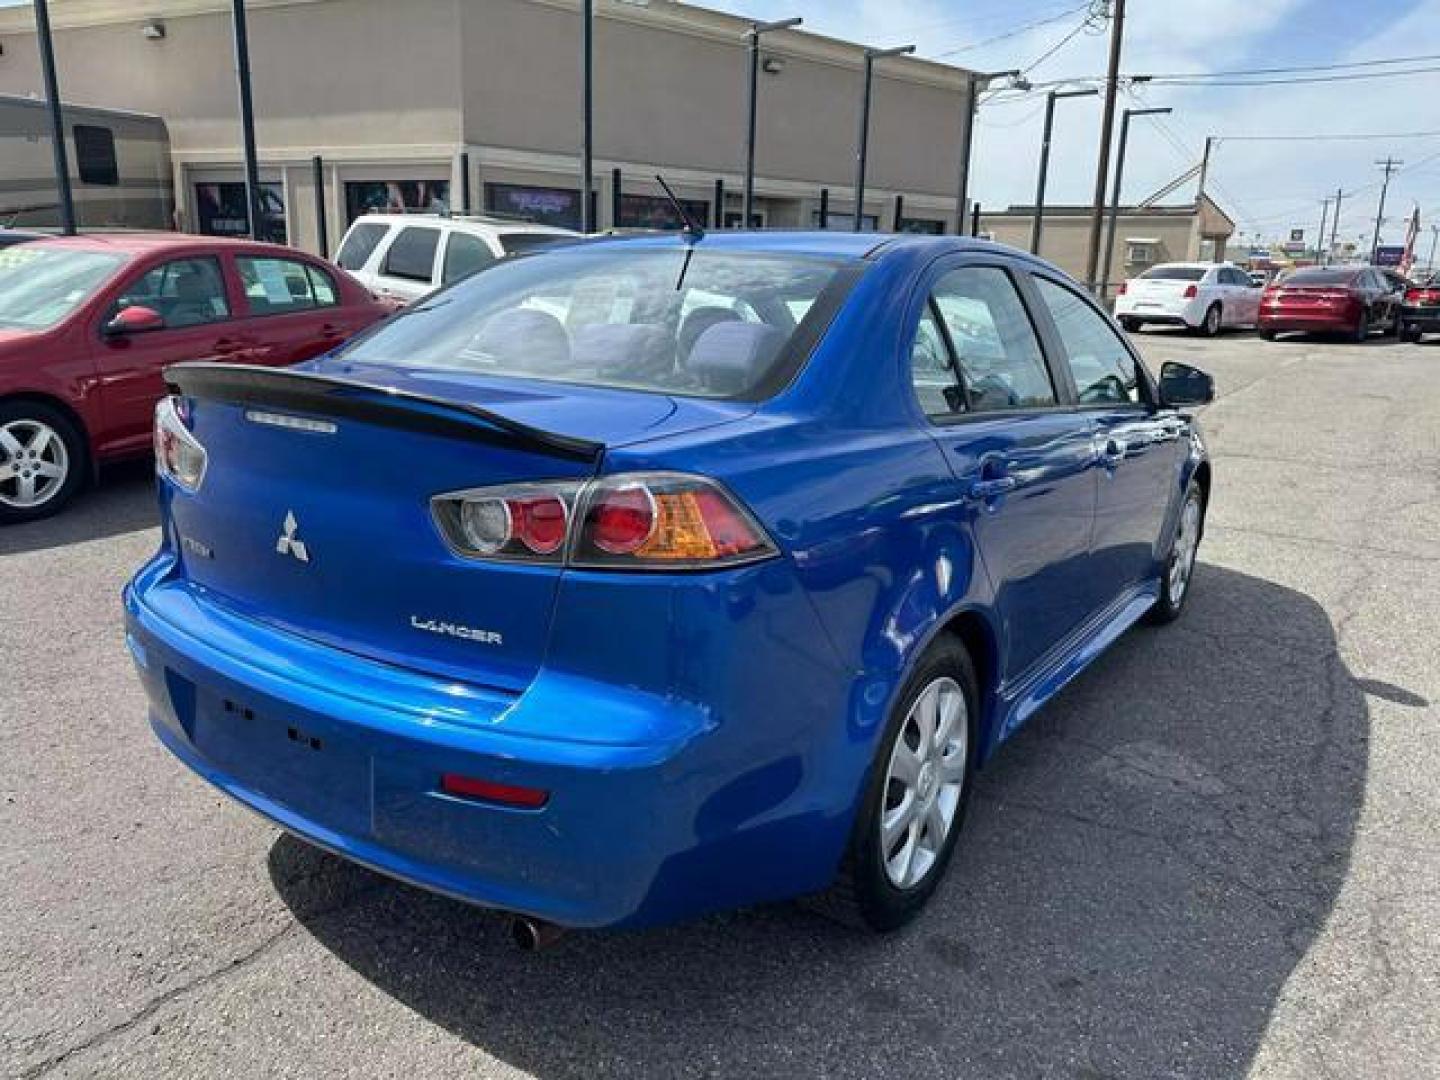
[1402,323,1423,343]
[1119,316,1142,333]
[1148,480,1205,624]
[811,637,978,931]
[0,402,87,524]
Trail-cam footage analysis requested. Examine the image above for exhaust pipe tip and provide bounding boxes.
[509,915,566,952]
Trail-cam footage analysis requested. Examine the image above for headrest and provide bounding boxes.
[686,321,787,394]
[678,305,742,361]
[470,308,571,372]
[571,322,672,378]
[174,271,211,300]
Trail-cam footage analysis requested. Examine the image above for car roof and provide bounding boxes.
[18,232,321,258]
[349,213,576,237]
[562,229,1039,263]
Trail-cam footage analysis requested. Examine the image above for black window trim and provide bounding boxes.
[904,253,1074,428]
[1020,267,1159,413]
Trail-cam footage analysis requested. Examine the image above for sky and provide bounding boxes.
[709,0,1440,250]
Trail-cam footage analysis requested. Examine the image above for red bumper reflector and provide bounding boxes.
[440,773,550,808]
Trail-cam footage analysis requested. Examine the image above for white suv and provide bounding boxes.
[333,213,578,304]
[1113,261,1261,336]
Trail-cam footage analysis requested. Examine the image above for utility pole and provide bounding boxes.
[1371,156,1402,263]
[1328,187,1343,265]
[34,0,76,235]
[229,0,263,241]
[1084,0,1126,289]
[1031,87,1097,253]
[1100,105,1170,301]
[853,44,915,232]
[1315,197,1331,265]
[1428,224,1439,275]
[581,0,593,232]
[743,17,803,231]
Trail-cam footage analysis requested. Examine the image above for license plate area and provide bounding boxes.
[189,687,371,834]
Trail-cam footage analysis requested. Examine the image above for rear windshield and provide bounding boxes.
[0,246,126,330]
[1283,268,1357,286]
[334,248,852,399]
[1139,266,1205,281]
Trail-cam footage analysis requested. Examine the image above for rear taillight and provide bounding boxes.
[154,396,207,492]
[432,472,777,571]
[1183,284,1198,299]
[1406,287,1439,304]
[1116,282,1128,296]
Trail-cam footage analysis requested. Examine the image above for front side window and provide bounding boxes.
[928,267,1055,414]
[382,227,441,282]
[441,232,496,286]
[111,257,230,329]
[1034,276,1142,406]
[335,222,388,271]
[0,247,125,331]
[236,256,337,315]
[335,248,851,400]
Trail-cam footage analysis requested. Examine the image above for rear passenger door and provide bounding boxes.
[233,254,351,367]
[371,225,442,303]
[910,259,1098,683]
[1029,273,1184,608]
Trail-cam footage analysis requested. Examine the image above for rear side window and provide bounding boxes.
[73,125,118,186]
[237,256,339,315]
[335,222,388,271]
[441,232,496,286]
[1034,277,1142,406]
[382,227,441,282]
[912,267,1055,416]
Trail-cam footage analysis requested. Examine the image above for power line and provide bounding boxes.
[932,1,1094,59]
[1142,51,1440,80]
[1216,130,1440,142]
[1147,65,1440,87]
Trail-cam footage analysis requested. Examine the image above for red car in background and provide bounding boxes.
[1257,265,1406,342]
[0,234,389,522]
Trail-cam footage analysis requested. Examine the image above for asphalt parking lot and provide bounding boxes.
[3,329,1437,1080]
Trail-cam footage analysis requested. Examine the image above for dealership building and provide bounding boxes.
[0,0,981,252]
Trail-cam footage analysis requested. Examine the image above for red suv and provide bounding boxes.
[0,234,389,522]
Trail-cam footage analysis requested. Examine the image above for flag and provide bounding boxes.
[1400,205,1420,276]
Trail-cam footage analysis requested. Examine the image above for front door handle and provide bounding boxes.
[212,337,245,356]
[1098,437,1128,467]
[967,475,1017,500]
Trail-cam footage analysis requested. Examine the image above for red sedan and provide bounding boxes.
[1257,265,1405,342]
[0,234,390,522]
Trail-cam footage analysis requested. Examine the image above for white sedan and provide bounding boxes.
[1114,262,1262,335]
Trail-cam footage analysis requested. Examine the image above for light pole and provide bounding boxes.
[956,68,1023,236]
[581,0,593,231]
[33,0,75,235]
[743,16,802,231]
[853,44,915,231]
[1315,197,1332,266]
[1099,105,1171,301]
[229,0,263,241]
[1031,87,1097,254]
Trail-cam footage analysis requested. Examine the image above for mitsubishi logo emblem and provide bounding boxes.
[275,510,310,563]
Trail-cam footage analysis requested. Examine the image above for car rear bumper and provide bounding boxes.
[1400,306,1440,332]
[1258,310,1358,332]
[124,554,855,929]
[1113,296,1204,326]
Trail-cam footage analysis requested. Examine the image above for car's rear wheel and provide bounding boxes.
[0,402,87,524]
[1119,316,1142,333]
[1402,324,1423,343]
[1198,303,1221,337]
[1258,328,1277,341]
[809,637,978,931]
[1148,480,1204,625]
[1352,309,1370,343]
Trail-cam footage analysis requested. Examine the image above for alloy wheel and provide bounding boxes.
[1168,495,1202,603]
[880,676,968,890]
[0,419,70,510]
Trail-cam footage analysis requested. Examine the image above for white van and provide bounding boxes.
[332,213,578,304]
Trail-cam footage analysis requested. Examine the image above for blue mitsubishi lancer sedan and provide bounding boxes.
[124,230,1213,941]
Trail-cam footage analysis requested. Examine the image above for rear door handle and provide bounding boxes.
[212,337,244,356]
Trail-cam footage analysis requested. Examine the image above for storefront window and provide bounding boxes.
[485,183,582,229]
[344,180,449,224]
[811,210,878,232]
[194,182,287,244]
[900,218,945,235]
[620,193,708,231]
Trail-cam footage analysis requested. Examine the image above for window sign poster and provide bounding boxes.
[344,180,450,223]
[485,183,582,229]
[194,182,287,244]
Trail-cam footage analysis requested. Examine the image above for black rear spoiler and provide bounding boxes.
[163,363,604,463]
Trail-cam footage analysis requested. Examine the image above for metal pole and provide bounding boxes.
[1371,156,1401,263]
[1031,87,1096,254]
[581,0,593,232]
[1084,0,1126,288]
[1428,225,1439,274]
[312,155,328,256]
[459,151,471,215]
[611,166,621,228]
[955,73,978,236]
[972,202,981,236]
[742,18,801,233]
[230,0,263,241]
[1315,198,1330,265]
[893,194,904,232]
[818,187,829,229]
[853,44,915,233]
[713,177,724,229]
[34,0,76,235]
[1101,106,1169,301]
[1328,187,1343,265]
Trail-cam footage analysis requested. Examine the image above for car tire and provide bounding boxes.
[1147,480,1205,625]
[0,401,87,525]
[808,636,979,932]
[1258,328,1277,341]
[1119,317,1142,333]
[1352,309,1370,343]
[1402,324,1422,343]
[1198,303,1221,337]
[1389,309,1404,338]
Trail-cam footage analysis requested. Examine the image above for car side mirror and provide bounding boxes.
[1159,361,1214,407]
[104,305,165,336]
